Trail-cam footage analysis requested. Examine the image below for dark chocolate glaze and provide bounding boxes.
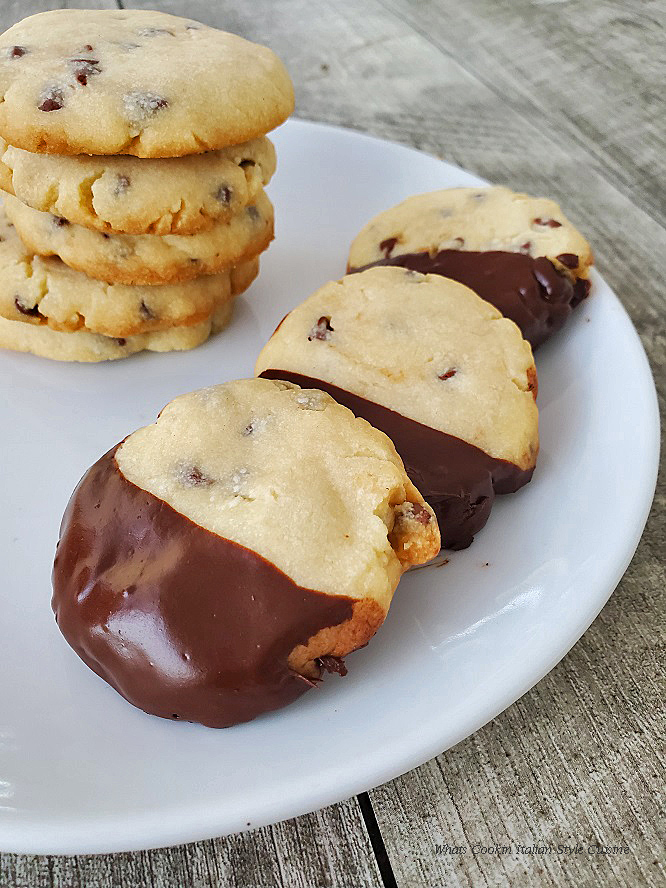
[52,447,355,728]
[349,250,590,349]
[260,371,534,550]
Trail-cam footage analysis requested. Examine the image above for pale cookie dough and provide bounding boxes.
[0,10,294,156]
[256,266,539,549]
[0,294,235,363]
[52,378,440,726]
[0,135,276,235]
[4,189,273,285]
[116,379,440,598]
[0,202,259,335]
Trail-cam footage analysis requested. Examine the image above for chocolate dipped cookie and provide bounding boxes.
[256,267,539,549]
[347,186,593,348]
[52,378,440,726]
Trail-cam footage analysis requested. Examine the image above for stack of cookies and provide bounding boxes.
[0,9,294,362]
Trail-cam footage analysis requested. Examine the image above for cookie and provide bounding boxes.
[0,135,276,235]
[4,189,273,286]
[52,378,440,726]
[0,294,236,363]
[347,186,593,348]
[0,203,258,335]
[256,266,539,549]
[0,10,294,157]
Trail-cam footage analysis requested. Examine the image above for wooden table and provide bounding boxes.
[2,1,663,886]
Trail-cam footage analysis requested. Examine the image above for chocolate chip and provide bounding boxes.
[239,159,256,170]
[246,205,260,221]
[113,338,127,346]
[533,217,562,228]
[123,92,169,120]
[215,185,232,204]
[7,46,27,59]
[520,241,532,252]
[14,296,39,317]
[407,502,432,525]
[556,253,579,269]
[70,58,101,86]
[52,215,69,227]
[139,300,155,320]
[438,368,457,380]
[180,465,214,487]
[101,233,110,239]
[114,174,130,196]
[82,44,94,52]
[137,27,175,37]
[316,655,348,676]
[308,316,334,341]
[242,419,265,436]
[453,236,465,247]
[380,236,398,257]
[38,87,64,112]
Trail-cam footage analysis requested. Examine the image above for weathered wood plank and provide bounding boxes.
[380,0,666,230]
[1,798,383,888]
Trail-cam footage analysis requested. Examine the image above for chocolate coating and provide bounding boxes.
[260,371,533,549]
[349,250,590,348]
[52,447,355,728]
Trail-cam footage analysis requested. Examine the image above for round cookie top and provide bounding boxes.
[116,378,440,607]
[255,267,539,469]
[348,186,593,278]
[0,10,294,157]
[0,135,276,235]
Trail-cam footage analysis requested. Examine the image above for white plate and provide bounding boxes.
[0,120,659,854]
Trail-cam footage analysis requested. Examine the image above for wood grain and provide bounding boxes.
[1,0,663,885]
[1,800,383,888]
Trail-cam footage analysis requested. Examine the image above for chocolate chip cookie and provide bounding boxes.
[0,294,236,363]
[347,186,593,348]
[0,9,294,156]
[256,267,539,549]
[4,190,273,286]
[0,201,258,336]
[52,378,440,726]
[0,135,276,235]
